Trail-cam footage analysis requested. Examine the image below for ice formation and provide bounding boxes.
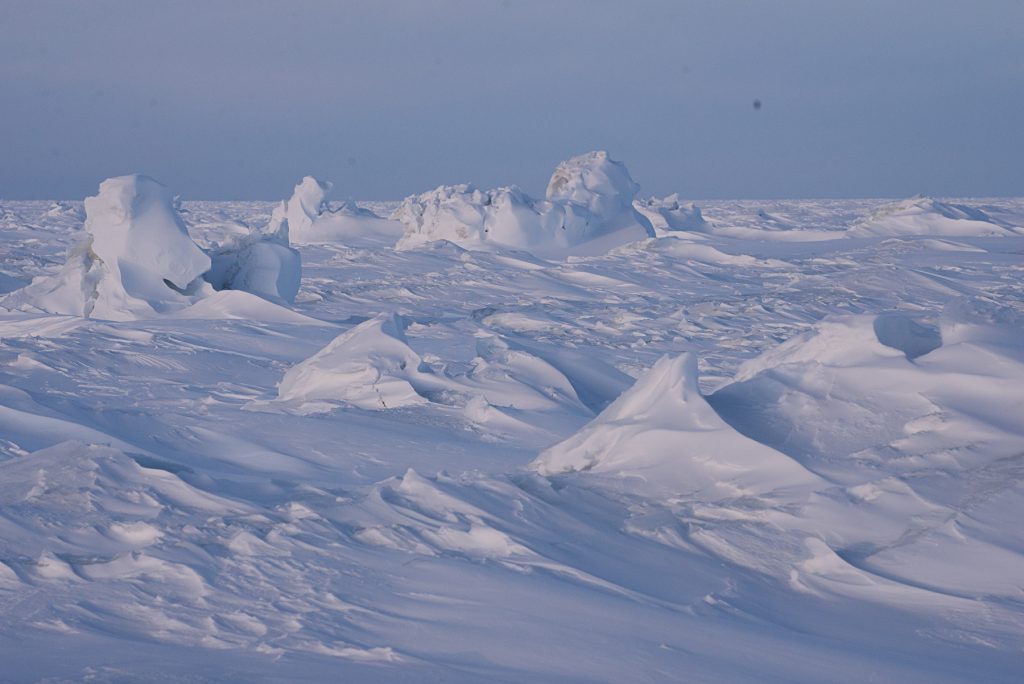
[533,353,820,499]
[394,151,654,256]
[635,193,709,232]
[847,195,1017,237]
[4,191,1024,681]
[2,175,211,320]
[205,212,301,305]
[271,176,404,245]
[393,184,564,253]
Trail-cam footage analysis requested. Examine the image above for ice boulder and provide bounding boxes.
[847,196,1016,238]
[542,150,655,251]
[277,313,439,410]
[271,176,403,245]
[635,194,709,233]
[532,353,819,500]
[394,151,654,257]
[2,175,211,320]
[205,214,301,305]
[393,184,564,253]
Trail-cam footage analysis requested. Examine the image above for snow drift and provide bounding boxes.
[847,196,1016,237]
[272,176,403,245]
[394,151,654,256]
[2,175,211,320]
[277,313,435,410]
[533,353,820,499]
[707,308,1024,598]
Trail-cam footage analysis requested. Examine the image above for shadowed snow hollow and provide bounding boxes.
[394,151,654,256]
[847,196,1017,237]
[2,175,211,320]
[271,176,403,245]
[533,353,820,499]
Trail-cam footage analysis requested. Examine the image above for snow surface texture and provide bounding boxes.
[394,151,655,255]
[1,193,1024,682]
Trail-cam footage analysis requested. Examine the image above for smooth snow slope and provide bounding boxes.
[0,195,1023,682]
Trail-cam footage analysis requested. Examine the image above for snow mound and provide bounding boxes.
[847,196,1016,237]
[732,313,939,381]
[272,176,404,245]
[394,151,654,256]
[635,194,709,233]
[533,353,820,499]
[712,311,1022,470]
[708,311,1024,597]
[205,213,301,304]
[2,175,211,320]
[277,313,434,410]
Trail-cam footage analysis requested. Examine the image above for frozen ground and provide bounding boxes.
[1,192,1023,682]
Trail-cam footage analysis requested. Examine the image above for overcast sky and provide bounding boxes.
[1,0,1022,200]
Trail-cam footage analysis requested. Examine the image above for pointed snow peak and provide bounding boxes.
[533,353,819,499]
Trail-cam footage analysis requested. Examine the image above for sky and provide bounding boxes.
[1,0,1022,200]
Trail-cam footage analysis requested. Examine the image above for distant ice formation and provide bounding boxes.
[635,193,709,233]
[847,196,1017,237]
[273,176,404,245]
[205,208,302,305]
[394,151,655,256]
[2,175,211,320]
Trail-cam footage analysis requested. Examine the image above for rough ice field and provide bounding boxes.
[1,191,1024,682]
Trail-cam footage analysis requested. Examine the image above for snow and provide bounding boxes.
[847,195,1019,237]
[273,176,404,245]
[2,175,211,320]
[205,211,302,304]
[635,193,710,233]
[394,151,654,256]
[533,353,822,499]
[1,192,1024,682]
[276,312,433,410]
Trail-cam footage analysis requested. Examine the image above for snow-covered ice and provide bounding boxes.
[274,176,404,246]
[205,206,302,305]
[3,175,212,320]
[1,188,1024,682]
[394,151,655,256]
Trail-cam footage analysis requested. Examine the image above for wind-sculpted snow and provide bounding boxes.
[533,353,822,499]
[1,195,1024,682]
[277,312,434,410]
